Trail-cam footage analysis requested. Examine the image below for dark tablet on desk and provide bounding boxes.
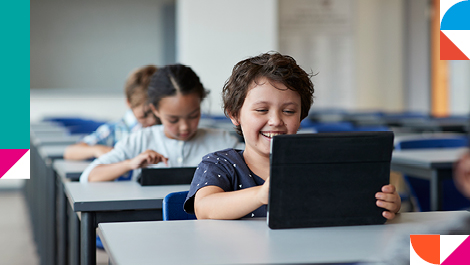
[139,167,197,186]
[268,131,394,229]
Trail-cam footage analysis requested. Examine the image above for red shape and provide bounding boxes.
[410,235,440,264]
[0,149,29,178]
[440,31,469,60]
[442,236,470,265]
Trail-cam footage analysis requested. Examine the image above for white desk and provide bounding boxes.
[32,134,83,146]
[98,211,470,265]
[65,182,190,265]
[391,147,468,211]
[54,159,90,181]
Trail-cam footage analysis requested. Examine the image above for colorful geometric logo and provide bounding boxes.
[0,149,30,179]
[440,0,470,60]
[410,235,470,264]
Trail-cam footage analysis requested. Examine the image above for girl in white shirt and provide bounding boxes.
[80,64,242,183]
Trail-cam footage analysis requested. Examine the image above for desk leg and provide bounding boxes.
[57,180,68,265]
[81,212,96,265]
[430,170,441,211]
[68,204,80,265]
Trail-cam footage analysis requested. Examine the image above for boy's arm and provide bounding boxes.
[63,142,113,160]
[194,179,269,220]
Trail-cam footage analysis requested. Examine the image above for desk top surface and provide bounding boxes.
[65,182,190,212]
[53,159,90,181]
[391,147,468,169]
[32,134,82,146]
[98,211,470,265]
[37,145,68,160]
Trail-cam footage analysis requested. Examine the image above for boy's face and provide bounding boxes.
[151,93,201,141]
[233,77,301,158]
[132,104,158,128]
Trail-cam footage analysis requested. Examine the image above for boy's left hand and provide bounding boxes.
[375,184,401,220]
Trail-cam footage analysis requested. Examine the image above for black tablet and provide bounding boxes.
[139,167,197,186]
[268,131,394,229]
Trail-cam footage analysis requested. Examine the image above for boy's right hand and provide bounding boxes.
[129,150,168,169]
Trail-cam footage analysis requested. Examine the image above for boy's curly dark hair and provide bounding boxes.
[222,52,314,135]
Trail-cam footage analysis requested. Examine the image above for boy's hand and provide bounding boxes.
[93,145,113,158]
[375,184,401,220]
[129,150,168,169]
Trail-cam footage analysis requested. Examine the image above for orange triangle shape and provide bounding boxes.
[440,31,469,60]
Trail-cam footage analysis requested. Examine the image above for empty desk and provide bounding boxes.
[391,147,468,211]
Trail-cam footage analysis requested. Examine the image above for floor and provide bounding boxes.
[0,189,39,265]
[0,183,108,265]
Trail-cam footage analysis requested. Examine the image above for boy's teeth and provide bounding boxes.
[262,132,281,138]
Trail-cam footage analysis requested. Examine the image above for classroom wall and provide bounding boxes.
[30,0,174,122]
[30,0,469,122]
[30,0,173,90]
[176,0,278,115]
[177,0,406,114]
[354,0,405,111]
[449,61,470,115]
[404,0,431,113]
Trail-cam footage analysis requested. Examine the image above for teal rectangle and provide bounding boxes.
[0,0,30,149]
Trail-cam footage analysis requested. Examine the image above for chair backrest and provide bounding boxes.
[300,121,354,133]
[394,137,468,150]
[163,191,197,221]
[394,136,470,211]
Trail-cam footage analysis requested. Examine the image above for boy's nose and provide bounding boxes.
[268,112,284,126]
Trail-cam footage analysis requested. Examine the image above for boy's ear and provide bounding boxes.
[228,114,239,126]
[125,99,131,108]
[148,103,160,118]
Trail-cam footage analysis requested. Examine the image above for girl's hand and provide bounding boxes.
[129,150,168,169]
[257,177,270,205]
[375,184,401,220]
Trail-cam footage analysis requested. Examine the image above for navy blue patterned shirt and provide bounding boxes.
[184,148,267,218]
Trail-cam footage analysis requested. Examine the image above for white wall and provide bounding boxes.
[176,0,278,115]
[30,0,171,90]
[354,0,405,111]
[30,88,127,122]
[450,61,470,115]
[177,0,406,114]
[30,0,172,121]
[404,0,431,113]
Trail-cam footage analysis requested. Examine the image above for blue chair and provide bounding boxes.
[394,136,470,211]
[300,120,354,133]
[43,117,106,134]
[353,125,391,131]
[163,191,197,221]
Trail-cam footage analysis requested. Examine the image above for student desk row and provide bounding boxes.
[28,123,80,265]
[53,160,91,265]
[64,180,190,265]
[97,211,470,265]
[390,147,468,211]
